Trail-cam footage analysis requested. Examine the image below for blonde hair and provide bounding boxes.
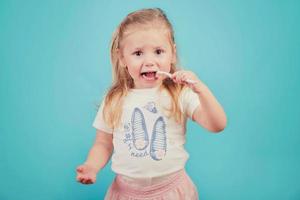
[103,8,186,129]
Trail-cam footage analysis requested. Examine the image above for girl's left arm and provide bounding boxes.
[172,70,227,133]
[192,84,227,133]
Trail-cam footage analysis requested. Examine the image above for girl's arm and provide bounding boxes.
[192,83,227,133]
[83,130,113,172]
[172,70,227,133]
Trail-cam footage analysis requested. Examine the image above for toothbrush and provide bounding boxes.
[156,71,197,84]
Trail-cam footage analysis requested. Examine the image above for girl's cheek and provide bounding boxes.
[126,58,139,65]
[132,60,142,67]
[131,56,143,62]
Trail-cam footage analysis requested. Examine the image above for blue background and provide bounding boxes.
[1,0,299,199]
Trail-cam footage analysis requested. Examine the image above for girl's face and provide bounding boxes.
[119,27,176,89]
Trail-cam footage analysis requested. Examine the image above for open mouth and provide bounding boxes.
[140,71,157,80]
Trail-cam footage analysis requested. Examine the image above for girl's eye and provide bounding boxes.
[133,51,142,56]
[155,49,164,55]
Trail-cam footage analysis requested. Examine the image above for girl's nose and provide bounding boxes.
[144,62,154,67]
[143,55,155,67]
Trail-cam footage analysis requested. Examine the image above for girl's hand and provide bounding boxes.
[171,70,206,94]
[76,163,98,184]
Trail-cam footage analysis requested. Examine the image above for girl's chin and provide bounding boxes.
[134,78,162,88]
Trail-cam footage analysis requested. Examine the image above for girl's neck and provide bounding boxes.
[130,84,162,94]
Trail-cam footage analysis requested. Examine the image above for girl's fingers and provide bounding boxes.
[172,71,188,84]
[87,179,94,184]
[172,74,181,83]
[77,173,96,184]
[77,174,85,183]
[78,177,84,183]
[82,179,88,184]
[79,177,88,184]
[83,178,93,184]
[76,165,84,173]
[172,71,198,85]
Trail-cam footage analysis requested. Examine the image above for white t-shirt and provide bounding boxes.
[93,86,201,178]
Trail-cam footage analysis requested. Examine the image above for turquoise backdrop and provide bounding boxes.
[1,0,299,199]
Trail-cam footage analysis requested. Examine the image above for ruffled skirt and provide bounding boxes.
[104,169,199,200]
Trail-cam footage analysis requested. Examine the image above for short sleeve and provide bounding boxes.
[92,99,113,134]
[179,87,201,119]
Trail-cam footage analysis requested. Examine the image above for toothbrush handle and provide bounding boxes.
[158,71,196,84]
[185,79,197,84]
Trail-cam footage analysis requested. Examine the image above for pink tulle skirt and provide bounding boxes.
[104,169,199,200]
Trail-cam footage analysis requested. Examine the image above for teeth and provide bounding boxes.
[141,71,156,75]
[141,72,156,79]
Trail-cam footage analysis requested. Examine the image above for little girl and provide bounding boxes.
[76,8,227,200]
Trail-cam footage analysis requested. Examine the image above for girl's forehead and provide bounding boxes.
[123,22,168,36]
[120,27,172,49]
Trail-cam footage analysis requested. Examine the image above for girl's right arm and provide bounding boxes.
[76,130,113,184]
